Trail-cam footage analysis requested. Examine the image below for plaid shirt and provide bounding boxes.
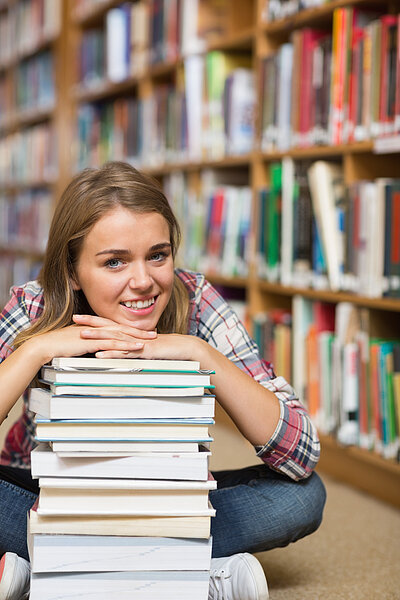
[0,269,320,480]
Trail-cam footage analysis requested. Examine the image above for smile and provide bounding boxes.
[121,296,156,309]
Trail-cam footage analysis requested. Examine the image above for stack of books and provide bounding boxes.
[27,357,216,600]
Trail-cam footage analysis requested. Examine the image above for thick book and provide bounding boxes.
[31,443,211,481]
[51,357,200,371]
[34,417,214,442]
[28,532,212,573]
[45,383,208,397]
[28,509,213,538]
[30,571,210,600]
[36,477,217,516]
[41,366,213,387]
[29,387,215,419]
[48,440,204,453]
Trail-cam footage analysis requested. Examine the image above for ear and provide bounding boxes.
[70,274,81,291]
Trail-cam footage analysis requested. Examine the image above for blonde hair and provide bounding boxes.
[14,162,189,349]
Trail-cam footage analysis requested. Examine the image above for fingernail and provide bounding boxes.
[147,331,157,337]
[135,343,144,348]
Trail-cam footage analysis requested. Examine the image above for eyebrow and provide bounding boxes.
[95,242,172,257]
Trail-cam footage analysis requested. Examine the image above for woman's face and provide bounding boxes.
[72,207,175,331]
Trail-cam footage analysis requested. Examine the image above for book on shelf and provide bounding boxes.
[307,160,346,292]
[29,387,215,419]
[28,508,213,538]
[36,477,217,516]
[29,570,210,600]
[34,416,214,442]
[31,443,211,481]
[27,530,213,573]
[40,366,213,387]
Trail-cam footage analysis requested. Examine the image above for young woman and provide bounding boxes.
[0,161,326,600]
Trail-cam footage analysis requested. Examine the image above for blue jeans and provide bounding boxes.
[0,465,326,561]
[0,467,38,561]
[210,464,326,558]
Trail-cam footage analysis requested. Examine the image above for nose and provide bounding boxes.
[127,262,153,291]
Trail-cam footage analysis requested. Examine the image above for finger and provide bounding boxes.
[79,325,156,340]
[73,314,116,327]
[95,350,145,359]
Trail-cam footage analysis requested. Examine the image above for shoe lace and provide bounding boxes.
[209,568,232,600]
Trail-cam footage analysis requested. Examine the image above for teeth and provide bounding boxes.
[122,297,155,309]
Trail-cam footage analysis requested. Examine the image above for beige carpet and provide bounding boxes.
[210,413,400,600]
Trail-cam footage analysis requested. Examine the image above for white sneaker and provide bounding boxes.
[209,552,269,600]
[0,553,30,600]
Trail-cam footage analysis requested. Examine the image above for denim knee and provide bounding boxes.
[0,478,38,560]
[293,471,327,539]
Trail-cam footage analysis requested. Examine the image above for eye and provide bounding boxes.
[150,251,168,262]
[105,258,124,269]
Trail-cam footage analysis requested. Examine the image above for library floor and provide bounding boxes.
[210,417,400,600]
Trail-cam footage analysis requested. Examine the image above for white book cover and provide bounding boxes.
[41,366,213,387]
[28,533,212,573]
[227,69,255,155]
[28,508,213,538]
[106,8,129,82]
[34,417,214,442]
[292,295,314,405]
[30,570,210,600]
[29,387,215,419]
[37,476,216,515]
[51,357,200,371]
[48,384,207,397]
[308,161,345,291]
[49,440,205,453]
[31,443,211,481]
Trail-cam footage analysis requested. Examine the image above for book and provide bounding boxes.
[29,387,215,419]
[28,532,213,573]
[29,570,210,600]
[36,477,217,516]
[31,443,211,481]
[51,357,200,371]
[28,508,213,538]
[41,366,213,387]
[48,440,204,453]
[45,384,208,397]
[34,417,214,442]
[308,160,346,291]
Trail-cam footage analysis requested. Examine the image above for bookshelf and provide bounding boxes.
[1,0,400,507]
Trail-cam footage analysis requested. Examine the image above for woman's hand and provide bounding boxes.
[30,314,157,365]
[74,314,207,364]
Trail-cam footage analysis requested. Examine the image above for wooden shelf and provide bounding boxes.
[73,77,138,103]
[0,105,55,134]
[204,274,249,288]
[0,179,56,193]
[260,141,374,161]
[73,0,122,25]
[318,434,400,508]
[144,154,253,176]
[258,280,400,312]
[207,27,256,52]
[261,0,400,34]
[0,246,44,260]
